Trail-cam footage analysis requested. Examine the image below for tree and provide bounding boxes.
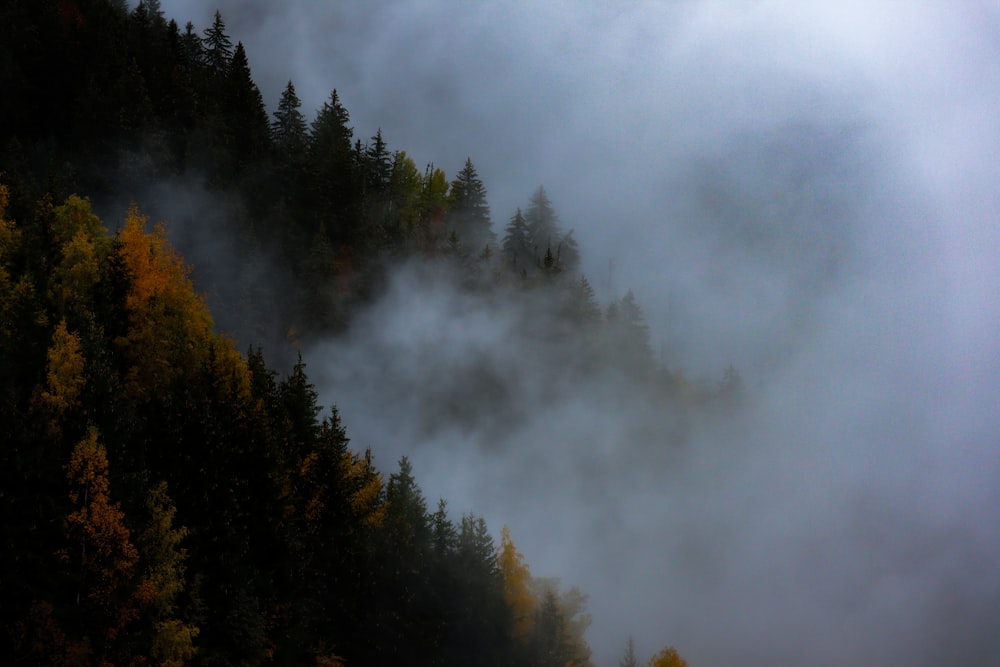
[501,208,531,274]
[222,42,271,174]
[605,290,654,375]
[62,429,146,665]
[115,205,215,401]
[202,10,233,75]
[560,275,603,335]
[447,157,495,251]
[309,90,360,243]
[524,186,560,263]
[272,80,308,155]
[138,481,199,667]
[498,525,537,639]
[648,646,688,667]
[619,635,639,667]
[530,589,576,667]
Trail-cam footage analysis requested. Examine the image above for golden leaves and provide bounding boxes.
[39,320,86,430]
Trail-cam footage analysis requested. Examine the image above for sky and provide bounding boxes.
[151,2,1000,665]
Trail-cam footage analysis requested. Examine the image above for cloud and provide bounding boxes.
[151,1,1000,664]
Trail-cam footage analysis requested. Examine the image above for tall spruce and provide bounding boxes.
[447,158,495,252]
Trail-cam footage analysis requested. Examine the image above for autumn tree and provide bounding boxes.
[62,429,145,665]
[499,525,537,640]
[137,481,199,667]
[648,645,689,667]
[115,204,215,401]
[37,319,86,438]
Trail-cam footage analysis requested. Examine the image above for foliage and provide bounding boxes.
[648,645,689,667]
[0,2,744,663]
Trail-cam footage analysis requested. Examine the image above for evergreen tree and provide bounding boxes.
[447,157,495,252]
[524,186,560,263]
[619,635,639,667]
[202,10,233,76]
[558,228,581,275]
[605,290,654,375]
[501,208,532,275]
[222,42,271,177]
[179,21,204,70]
[309,90,359,244]
[272,80,308,153]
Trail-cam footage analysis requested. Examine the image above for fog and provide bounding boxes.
[154,2,1000,665]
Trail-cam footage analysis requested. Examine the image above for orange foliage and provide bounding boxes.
[342,450,386,529]
[116,205,215,397]
[65,430,143,640]
[648,646,689,667]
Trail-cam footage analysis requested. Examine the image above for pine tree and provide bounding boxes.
[309,90,359,244]
[272,80,308,152]
[223,42,271,175]
[524,186,560,263]
[202,10,233,75]
[619,635,639,667]
[447,157,495,251]
[501,208,531,274]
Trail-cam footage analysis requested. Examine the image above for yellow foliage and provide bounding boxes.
[0,183,21,261]
[0,183,22,315]
[150,618,199,667]
[299,451,326,523]
[65,430,142,639]
[116,205,216,397]
[648,646,688,667]
[53,194,106,246]
[314,643,345,667]
[499,525,537,638]
[50,229,101,313]
[40,319,86,421]
[342,450,386,528]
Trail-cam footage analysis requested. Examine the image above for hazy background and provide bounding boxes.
[153,2,1000,665]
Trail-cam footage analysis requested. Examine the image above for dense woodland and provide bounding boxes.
[0,2,737,665]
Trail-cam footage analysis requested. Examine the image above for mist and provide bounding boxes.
[150,1,1000,665]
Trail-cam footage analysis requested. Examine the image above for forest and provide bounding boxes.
[0,1,759,665]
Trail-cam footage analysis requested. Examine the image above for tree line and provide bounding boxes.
[0,1,735,664]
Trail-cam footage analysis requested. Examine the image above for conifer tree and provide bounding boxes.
[309,90,359,243]
[202,10,233,75]
[619,635,639,667]
[524,186,560,262]
[223,42,271,174]
[501,208,532,274]
[272,80,308,152]
[447,157,495,251]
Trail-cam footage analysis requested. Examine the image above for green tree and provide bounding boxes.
[619,635,639,667]
[605,290,654,376]
[448,157,495,251]
[223,42,271,175]
[524,186,560,264]
[501,208,532,275]
[138,481,199,667]
[202,10,233,75]
[309,90,360,244]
